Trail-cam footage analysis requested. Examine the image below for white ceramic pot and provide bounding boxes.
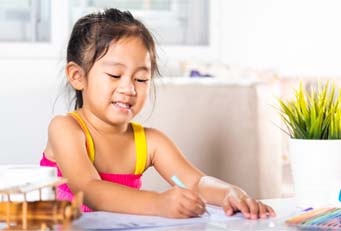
[289,139,341,207]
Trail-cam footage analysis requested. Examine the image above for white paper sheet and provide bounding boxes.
[72,205,243,230]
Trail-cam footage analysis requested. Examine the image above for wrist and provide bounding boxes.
[198,176,232,205]
[148,191,163,216]
[222,185,249,205]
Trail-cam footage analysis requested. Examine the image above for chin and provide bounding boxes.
[108,116,133,125]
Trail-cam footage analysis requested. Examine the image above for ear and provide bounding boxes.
[66,62,86,90]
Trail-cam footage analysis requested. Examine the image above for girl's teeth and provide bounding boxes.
[116,102,130,109]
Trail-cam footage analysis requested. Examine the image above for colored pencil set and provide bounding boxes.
[286,207,341,229]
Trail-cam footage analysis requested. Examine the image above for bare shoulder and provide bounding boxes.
[45,114,85,161]
[49,114,76,129]
[144,127,170,142]
[48,114,83,142]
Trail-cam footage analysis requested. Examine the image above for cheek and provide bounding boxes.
[91,78,112,94]
[136,86,150,104]
[86,81,112,105]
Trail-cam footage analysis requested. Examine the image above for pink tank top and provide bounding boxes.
[40,112,148,212]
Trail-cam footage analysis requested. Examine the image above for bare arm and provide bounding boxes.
[148,128,204,189]
[197,176,276,219]
[149,128,275,219]
[48,116,160,215]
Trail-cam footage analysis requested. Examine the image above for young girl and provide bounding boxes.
[40,8,275,219]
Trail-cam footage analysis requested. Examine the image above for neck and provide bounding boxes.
[76,109,130,135]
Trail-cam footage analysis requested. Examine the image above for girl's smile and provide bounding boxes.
[81,36,152,126]
[112,101,132,112]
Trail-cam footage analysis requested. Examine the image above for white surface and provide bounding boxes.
[220,0,341,76]
[72,198,300,231]
[289,139,341,207]
[73,205,241,230]
[0,165,57,201]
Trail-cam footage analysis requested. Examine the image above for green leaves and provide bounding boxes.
[278,81,341,139]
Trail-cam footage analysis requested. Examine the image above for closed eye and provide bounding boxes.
[106,73,121,79]
[136,79,149,83]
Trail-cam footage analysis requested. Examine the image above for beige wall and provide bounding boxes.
[139,78,283,199]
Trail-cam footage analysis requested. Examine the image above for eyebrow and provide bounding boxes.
[103,61,150,72]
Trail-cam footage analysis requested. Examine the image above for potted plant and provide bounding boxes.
[278,81,341,207]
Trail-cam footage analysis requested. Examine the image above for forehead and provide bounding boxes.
[99,37,151,68]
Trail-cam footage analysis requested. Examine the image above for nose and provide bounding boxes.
[117,78,136,96]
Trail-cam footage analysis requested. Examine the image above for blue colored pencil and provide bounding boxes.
[171,175,210,216]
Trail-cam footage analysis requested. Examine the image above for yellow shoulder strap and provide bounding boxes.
[68,112,95,163]
[131,122,147,175]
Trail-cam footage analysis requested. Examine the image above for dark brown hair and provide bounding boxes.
[67,8,159,109]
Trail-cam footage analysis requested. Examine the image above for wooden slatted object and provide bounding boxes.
[0,177,83,230]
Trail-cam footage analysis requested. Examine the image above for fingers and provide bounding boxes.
[181,189,206,217]
[231,195,251,218]
[223,194,250,218]
[183,189,206,210]
[171,187,205,218]
[178,203,203,218]
[258,201,268,219]
[239,198,276,219]
[265,204,276,217]
[245,198,259,219]
[223,193,276,219]
[254,202,276,218]
[222,200,234,216]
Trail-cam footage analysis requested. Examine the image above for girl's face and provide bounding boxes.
[82,37,152,125]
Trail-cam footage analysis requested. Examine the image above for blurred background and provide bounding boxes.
[0,0,341,200]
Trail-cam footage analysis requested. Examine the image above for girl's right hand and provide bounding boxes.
[156,186,206,218]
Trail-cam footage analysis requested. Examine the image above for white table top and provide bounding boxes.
[71,198,301,231]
